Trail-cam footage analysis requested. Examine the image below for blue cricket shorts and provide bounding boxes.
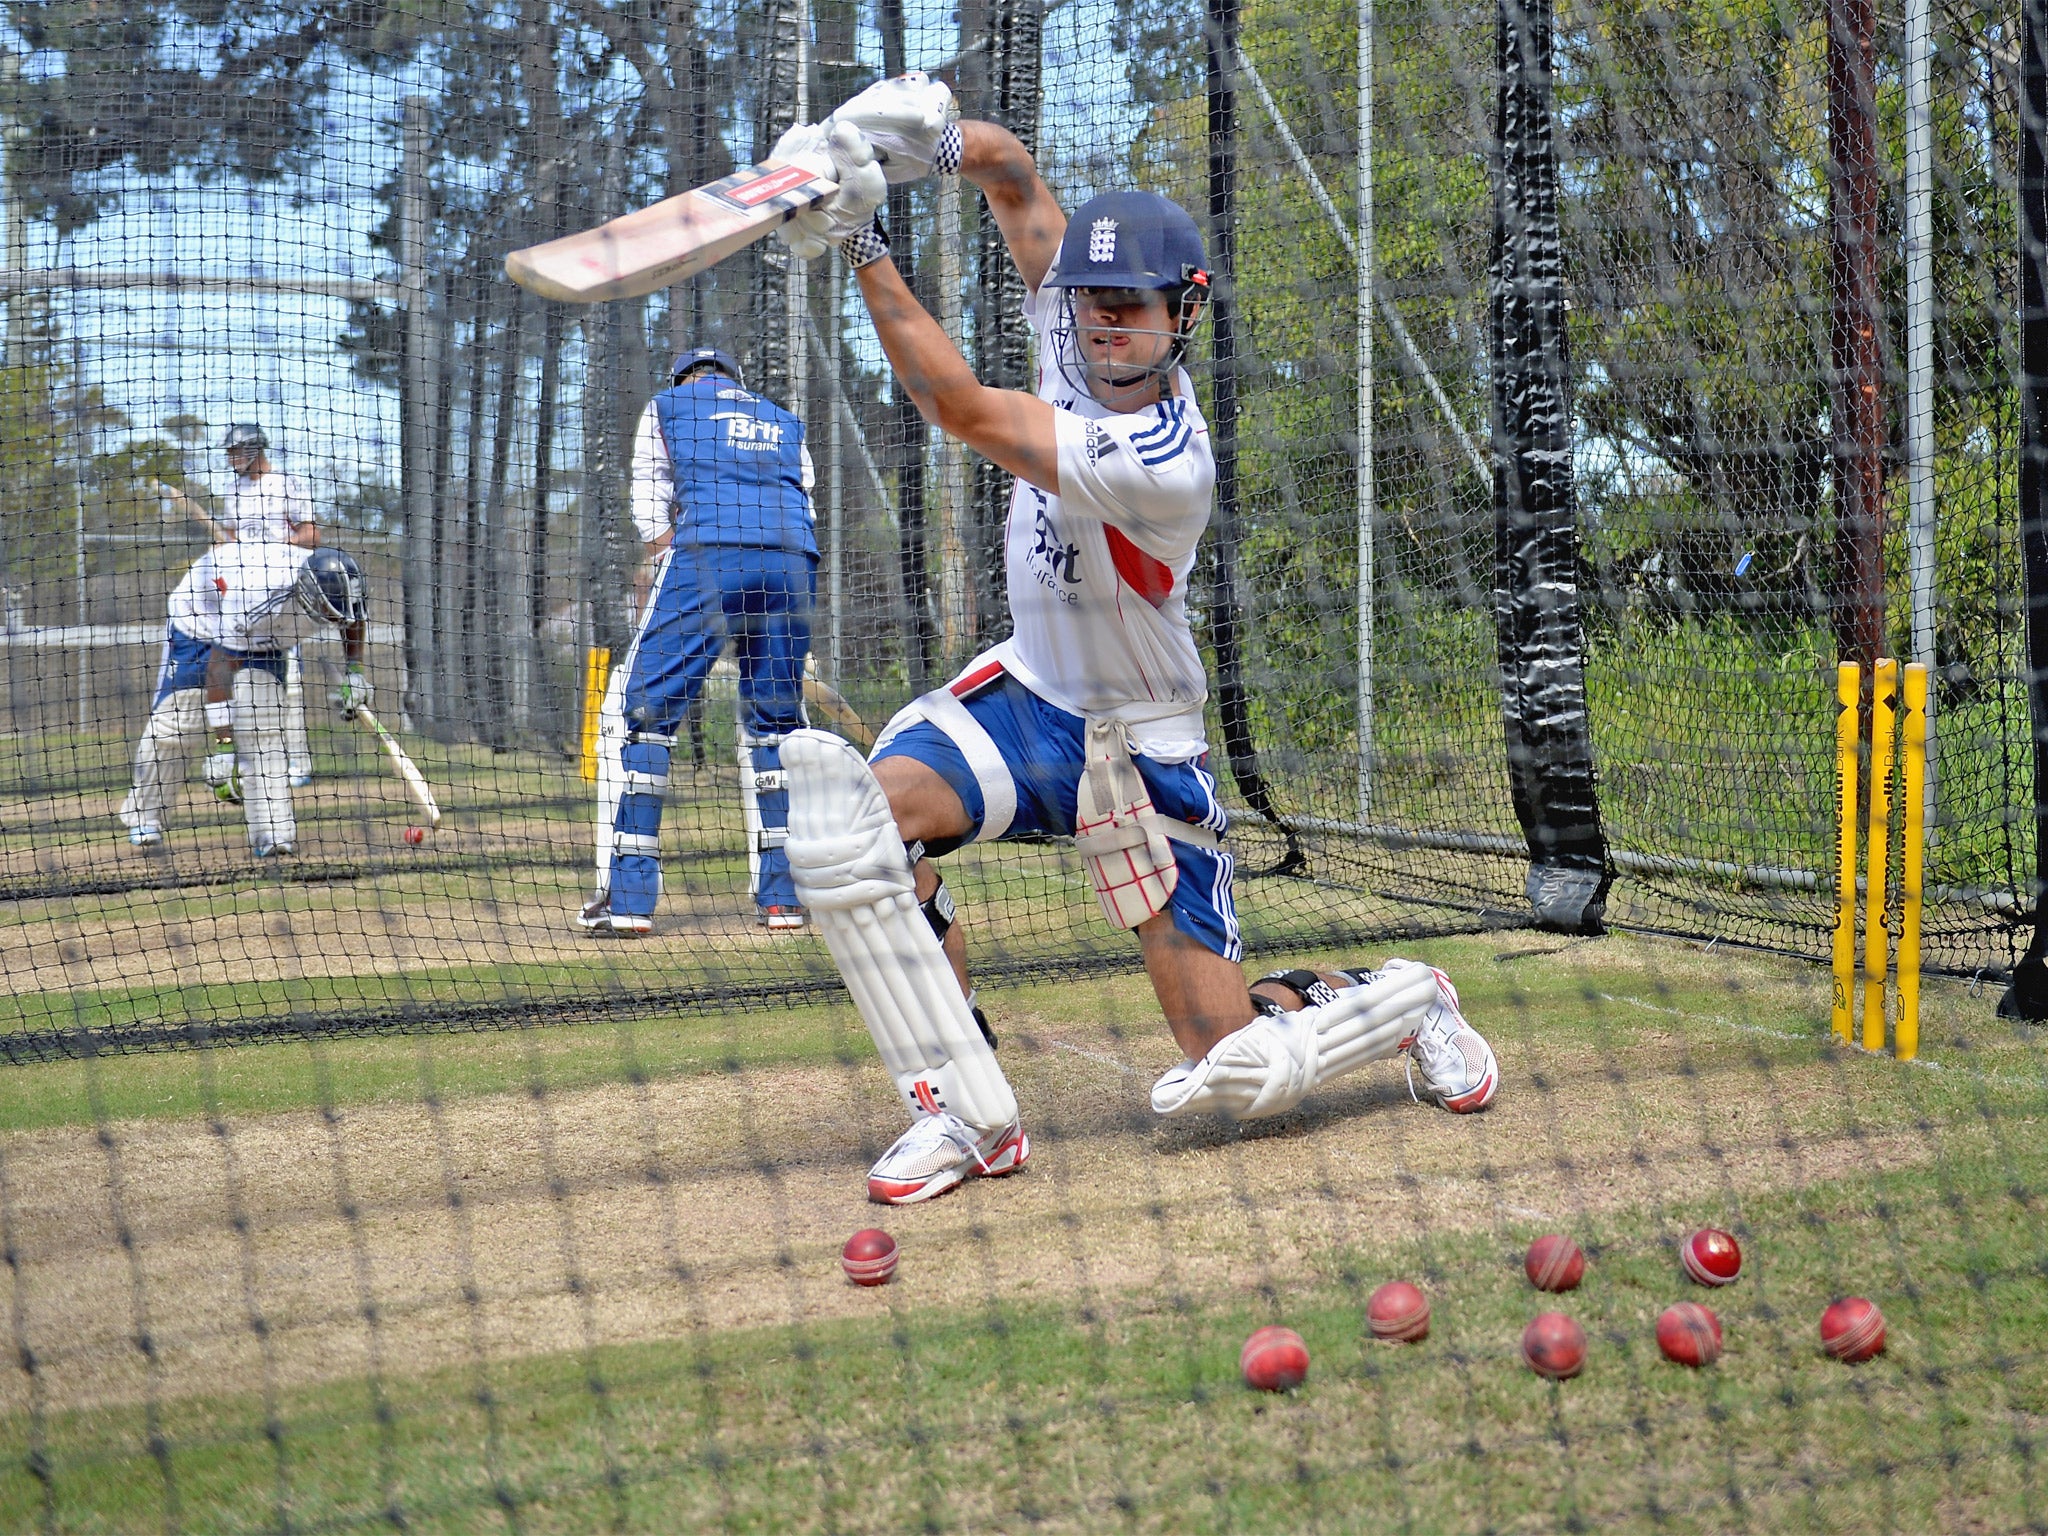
[871,672,1242,961]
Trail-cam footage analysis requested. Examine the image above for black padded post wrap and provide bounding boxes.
[1489,0,1612,933]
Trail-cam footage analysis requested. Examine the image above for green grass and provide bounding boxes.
[2,1139,2041,1533]
[1,934,2043,1531]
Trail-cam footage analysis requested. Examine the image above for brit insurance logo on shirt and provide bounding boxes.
[711,411,784,451]
[1025,486,1081,605]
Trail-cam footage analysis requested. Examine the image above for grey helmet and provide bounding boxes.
[221,423,269,453]
[294,549,368,626]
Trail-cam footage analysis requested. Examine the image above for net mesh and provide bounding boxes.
[0,0,2043,1529]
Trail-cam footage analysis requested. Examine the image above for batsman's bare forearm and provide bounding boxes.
[954,121,1064,294]
[854,255,1059,495]
[341,621,366,666]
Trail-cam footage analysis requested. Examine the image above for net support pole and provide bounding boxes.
[1903,0,1937,821]
[786,0,809,426]
[1488,0,1610,932]
[1829,0,1884,682]
[1355,0,1376,820]
[1206,0,1303,874]
[2000,0,2048,1019]
[399,95,434,728]
[827,260,844,681]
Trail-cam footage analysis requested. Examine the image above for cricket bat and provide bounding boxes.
[354,706,443,829]
[505,160,839,303]
[802,676,876,751]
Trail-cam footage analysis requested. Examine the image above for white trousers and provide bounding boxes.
[120,688,206,831]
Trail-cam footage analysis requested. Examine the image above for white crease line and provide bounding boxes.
[1599,993,1806,1041]
[1601,994,2046,1091]
[1051,1039,1139,1076]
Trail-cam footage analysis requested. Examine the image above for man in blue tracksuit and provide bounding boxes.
[579,347,819,935]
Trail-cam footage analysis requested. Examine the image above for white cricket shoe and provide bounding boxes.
[576,891,650,936]
[289,761,314,788]
[252,840,296,859]
[1388,963,1498,1112]
[127,824,163,848]
[866,1111,1030,1205]
[760,905,807,931]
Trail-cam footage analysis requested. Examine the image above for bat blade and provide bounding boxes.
[354,707,443,829]
[505,159,837,303]
[801,676,876,751]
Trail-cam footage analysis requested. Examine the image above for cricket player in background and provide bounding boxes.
[202,543,371,858]
[118,554,222,847]
[577,348,820,936]
[158,422,320,784]
[761,77,1500,1205]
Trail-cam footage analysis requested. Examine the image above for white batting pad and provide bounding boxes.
[1310,959,1442,1084]
[284,649,309,768]
[1150,962,1441,1120]
[592,662,628,890]
[122,689,205,829]
[1149,1011,1319,1120]
[782,729,1018,1133]
[233,668,294,852]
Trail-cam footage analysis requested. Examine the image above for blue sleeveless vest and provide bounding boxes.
[654,379,816,557]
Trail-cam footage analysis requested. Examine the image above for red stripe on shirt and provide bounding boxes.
[1105,527,1175,608]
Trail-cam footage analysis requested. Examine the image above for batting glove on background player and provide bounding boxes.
[771,120,886,260]
[335,667,372,721]
[205,749,243,805]
[825,72,961,184]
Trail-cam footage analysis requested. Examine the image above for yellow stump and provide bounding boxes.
[1832,662,1861,1043]
[1897,663,1928,1060]
[579,646,611,785]
[1862,658,1898,1053]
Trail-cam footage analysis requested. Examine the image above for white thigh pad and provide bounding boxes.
[782,729,1017,1133]
[1072,719,1219,930]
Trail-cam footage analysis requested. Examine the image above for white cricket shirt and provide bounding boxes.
[201,542,317,653]
[165,556,222,645]
[222,469,314,544]
[999,278,1217,759]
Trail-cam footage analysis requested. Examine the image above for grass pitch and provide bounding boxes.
[0,932,2043,1532]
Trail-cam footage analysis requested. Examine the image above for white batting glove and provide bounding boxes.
[770,121,887,261]
[335,667,372,721]
[205,749,243,805]
[825,72,961,184]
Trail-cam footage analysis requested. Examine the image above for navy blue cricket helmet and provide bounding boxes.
[1041,191,1210,296]
[1041,191,1211,404]
[294,548,369,626]
[671,347,744,388]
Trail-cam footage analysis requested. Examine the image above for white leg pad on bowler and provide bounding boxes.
[782,729,1018,1134]
[1150,962,1441,1120]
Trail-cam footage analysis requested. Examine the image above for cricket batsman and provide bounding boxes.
[202,542,371,857]
[577,348,820,936]
[760,77,1500,1204]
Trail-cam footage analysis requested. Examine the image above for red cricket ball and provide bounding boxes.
[1682,1228,1743,1287]
[1820,1297,1886,1363]
[1525,1234,1586,1293]
[1240,1325,1310,1392]
[403,826,425,846]
[1656,1302,1724,1367]
[1366,1281,1431,1343]
[1521,1312,1588,1380]
[840,1228,898,1287]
